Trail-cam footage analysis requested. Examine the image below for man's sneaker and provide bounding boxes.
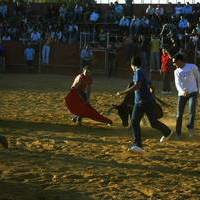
[160,130,174,143]
[128,145,144,153]
[71,117,77,123]
[188,129,194,137]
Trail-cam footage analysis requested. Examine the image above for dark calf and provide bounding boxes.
[112,84,163,127]
[112,91,134,127]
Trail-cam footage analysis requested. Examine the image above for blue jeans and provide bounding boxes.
[176,92,198,136]
[131,101,171,147]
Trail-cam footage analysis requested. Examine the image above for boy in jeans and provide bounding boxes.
[117,56,173,153]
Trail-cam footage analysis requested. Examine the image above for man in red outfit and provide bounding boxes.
[71,66,93,125]
[160,48,172,94]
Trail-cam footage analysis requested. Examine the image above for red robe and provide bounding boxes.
[65,88,112,125]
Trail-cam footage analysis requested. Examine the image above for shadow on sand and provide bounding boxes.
[0,181,93,200]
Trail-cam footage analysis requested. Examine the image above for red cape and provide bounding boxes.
[65,88,112,124]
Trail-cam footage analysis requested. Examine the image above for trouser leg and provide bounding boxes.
[145,102,171,137]
[131,104,145,147]
[176,96,187,136]
[187,92,197,130]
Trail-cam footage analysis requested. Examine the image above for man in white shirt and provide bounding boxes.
[173,54,200,138]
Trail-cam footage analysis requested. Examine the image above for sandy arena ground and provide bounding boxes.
[0,74,199,200]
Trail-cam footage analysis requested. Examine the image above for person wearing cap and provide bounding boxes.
[173,53,200,138]
[116,56,173,153]
[71,66,93,125]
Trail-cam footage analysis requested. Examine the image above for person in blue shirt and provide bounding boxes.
[117,56,173,153]
[24,43,36,73]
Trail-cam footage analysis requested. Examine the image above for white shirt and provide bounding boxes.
[174,63,200,96]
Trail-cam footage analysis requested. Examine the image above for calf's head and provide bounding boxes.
[112,104,129,127]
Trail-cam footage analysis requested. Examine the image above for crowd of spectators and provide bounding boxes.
[0,0,200,72]
[0,1,200,45]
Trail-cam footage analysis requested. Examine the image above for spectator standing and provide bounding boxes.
[155,5,164,18]
[119,16,130,34]
[150,34,160,71]
[59,4,66,19]
[146,5,155,18]
[173,53,200,138]
[160,48,172,94]
[80,45,93,68]
[74,4,83,21]
[130,16,141,35]
[42,40,51,65]
[24,43,36,72]
[31,29,41,43]
[114,2,124,17]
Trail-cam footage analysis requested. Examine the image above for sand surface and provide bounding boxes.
[0,74,199,200]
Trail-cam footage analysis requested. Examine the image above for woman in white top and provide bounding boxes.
[173,53,200,138]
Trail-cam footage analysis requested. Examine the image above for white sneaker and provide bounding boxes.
[160,130,174,143]
[128,145,144,153]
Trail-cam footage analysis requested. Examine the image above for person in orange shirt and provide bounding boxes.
[71,66,93,125]
[160,48,172,94]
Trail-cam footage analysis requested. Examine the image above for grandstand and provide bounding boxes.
[0,1,200,76]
